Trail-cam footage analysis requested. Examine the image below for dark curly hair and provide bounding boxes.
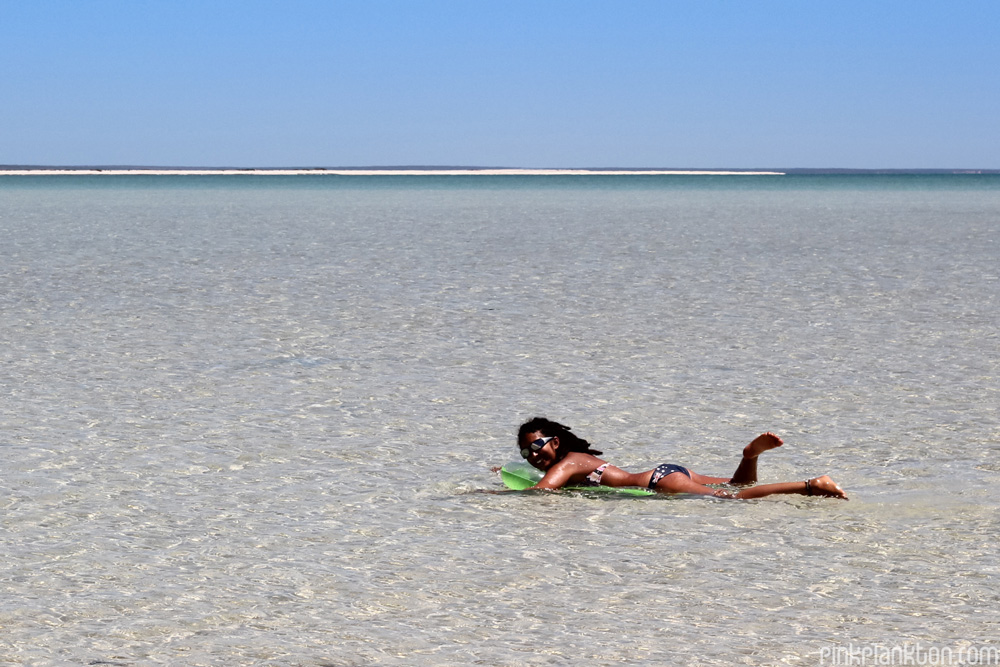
[517,416,603,460]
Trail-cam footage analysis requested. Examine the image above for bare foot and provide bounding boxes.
[807,475,848,500]
[744,432,783,458]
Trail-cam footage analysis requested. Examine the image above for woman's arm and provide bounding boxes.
[531,453,607,490]
[531,466,574,490]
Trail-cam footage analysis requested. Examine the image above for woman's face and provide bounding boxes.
[521,430,559,470]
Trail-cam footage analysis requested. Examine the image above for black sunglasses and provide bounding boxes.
[520,436,555,459]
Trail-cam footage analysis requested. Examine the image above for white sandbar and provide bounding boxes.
[0,168,785,176]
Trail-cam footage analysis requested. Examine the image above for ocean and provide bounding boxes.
[1,174,998,665]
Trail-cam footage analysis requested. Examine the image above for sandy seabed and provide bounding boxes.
[2,176,997,666]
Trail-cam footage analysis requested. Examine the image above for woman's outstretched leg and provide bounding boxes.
[733,475,848,500]
[650,470,847,500]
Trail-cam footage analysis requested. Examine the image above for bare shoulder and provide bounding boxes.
[552,452,607,473]
[536,452,608,489]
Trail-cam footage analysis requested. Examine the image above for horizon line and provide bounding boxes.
[1,167,783,176]
[2,165,998,176]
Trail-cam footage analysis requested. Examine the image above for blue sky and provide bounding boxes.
[2,0,998,168]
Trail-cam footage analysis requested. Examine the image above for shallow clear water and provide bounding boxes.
[1,175,998,665]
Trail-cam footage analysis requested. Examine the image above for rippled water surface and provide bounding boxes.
[2,175,998,665]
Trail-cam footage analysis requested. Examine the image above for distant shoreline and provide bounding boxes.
[0,167,786,176]
[2,167,997,176]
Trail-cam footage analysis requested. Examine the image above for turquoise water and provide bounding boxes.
[1,175,998,665]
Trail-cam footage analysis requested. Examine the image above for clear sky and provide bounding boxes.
[2,0,998,168]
